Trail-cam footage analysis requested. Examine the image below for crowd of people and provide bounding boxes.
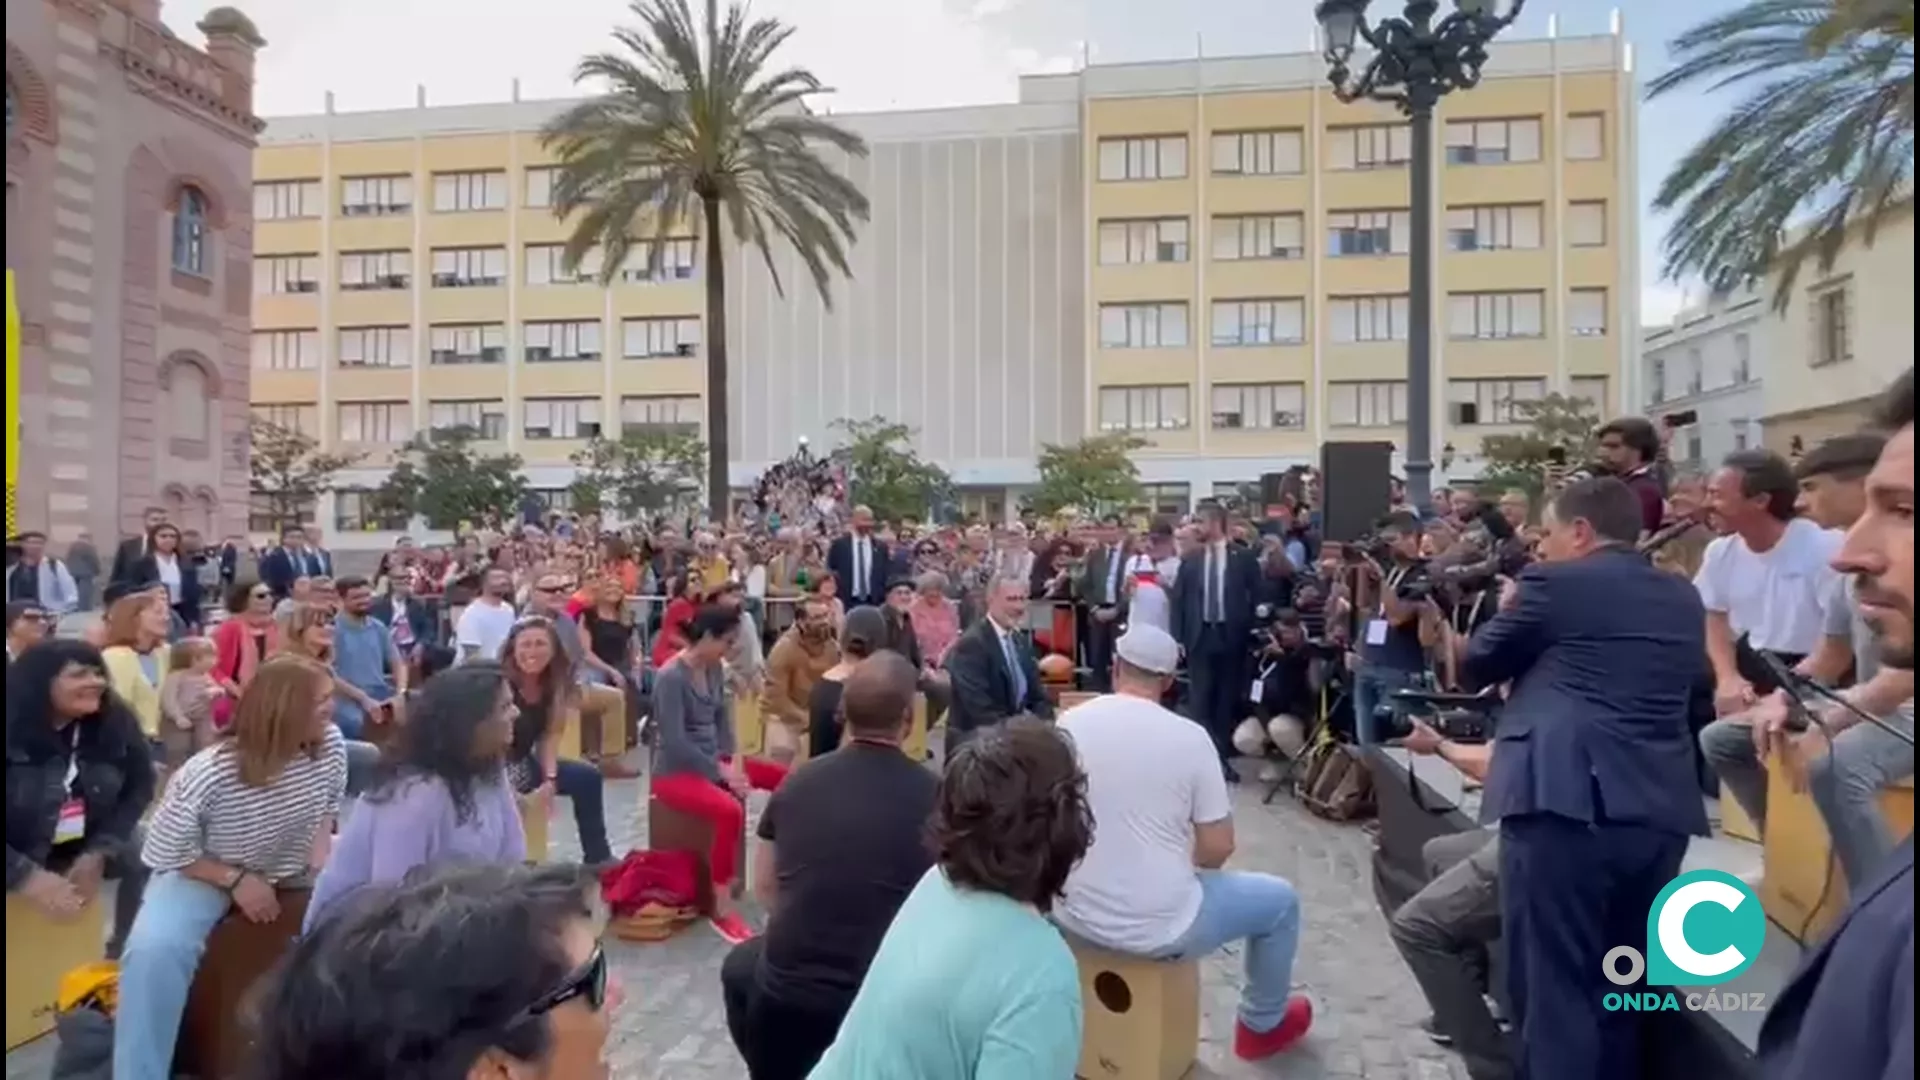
[2,370,1913,1080]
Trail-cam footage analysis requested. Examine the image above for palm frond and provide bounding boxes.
[1649,0,1914,306]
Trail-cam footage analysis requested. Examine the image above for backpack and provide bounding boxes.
[1294,706,1376,821]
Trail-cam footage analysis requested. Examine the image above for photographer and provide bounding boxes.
[1349,512,1432,747]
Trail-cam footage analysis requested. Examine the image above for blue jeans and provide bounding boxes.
[1152,870,1302,1032]
[112,872,234,1080]
[1352,665,1420,748]
[515,758,613,864]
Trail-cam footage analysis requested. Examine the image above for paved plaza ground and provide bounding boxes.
[7,753,1465,1080]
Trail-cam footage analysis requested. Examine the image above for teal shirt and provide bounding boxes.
[809,869,1083,1080]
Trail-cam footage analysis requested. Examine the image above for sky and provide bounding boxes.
[162,0,1754,326]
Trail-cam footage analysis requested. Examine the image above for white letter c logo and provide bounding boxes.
[1657,879,1749,978]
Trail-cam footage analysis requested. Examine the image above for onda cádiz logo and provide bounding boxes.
[1600,869,1770,1014]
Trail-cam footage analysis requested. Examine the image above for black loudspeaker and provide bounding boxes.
[1259,472,1286,507]
[1319,441,1394,543]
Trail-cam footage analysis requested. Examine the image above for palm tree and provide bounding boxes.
[542,0,871,520]
[1648,0,1913,306]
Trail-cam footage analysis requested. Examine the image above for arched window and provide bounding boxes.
[172,185,209,275]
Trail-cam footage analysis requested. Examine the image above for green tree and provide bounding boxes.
[1025,433,1149,517]
[569,429,707,521]
[373,426,531,530]
[829,417,952,523]
[1474,393,1605,501]
[247,417,361,534]
[1648,0,1913,305]
[542,0,871,521]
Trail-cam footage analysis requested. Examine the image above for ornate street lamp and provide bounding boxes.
[1313,0,1525,506]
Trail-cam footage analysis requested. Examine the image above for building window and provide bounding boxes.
[1571,376,1609,411]
[1565,113,1606,161]
[525,243,601,285]
[1210,382,1306,430]
[1686,347,1705,394]
[429,323,507,366]
[1098,385,1191,431]
[526,488,577,516]
[1448,377,1546,426]
[1326,209,1410,256]
[339,249,411,291]
[1686,428,1703,463]
[525,166,560,208]
[337,326,412,369]
[1651,358,1668,404]
[1569,288,1608,336]
[523,320,603,363]
[522,397,603,440]
[251,329,320,371]
[432,170,507,212]
[1731,420,1751,453]
[1326,123,1412,170]
[1098,302,1189,349]
[337,401,413,444]
[622,317,701,358]
[1327,294,1410,344]
[1445,203,1544,251]
[254,254,320,295]
[253,179,321,221]
[1732,333,1752,383]
[341,174,412,217]
[619,238,698,282]
[428,399,509,441]
[620,394,702,437]
[249,493,316,535]
[251,403,318,437]
[1211,213,1304,261]
[1568,201,1607,247]
[1443,117,1542,165]
[334,489,410,532]
[1096,135,1188,182]
[1447,291,1545,340]
[1135,483,1191,517]
[1328,380,1409,428]
[1210,128,1303,175]
[1210,298,1306,347]
[430,246,508,288]
[1097,218,1190,265]
[1812,282,1852,366]
[171,186,210,276]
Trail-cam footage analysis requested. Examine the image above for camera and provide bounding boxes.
[1377,687,1501,744]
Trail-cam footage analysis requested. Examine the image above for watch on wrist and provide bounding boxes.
[222,868,245,893]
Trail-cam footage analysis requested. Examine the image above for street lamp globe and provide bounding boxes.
[1313,0,1368,61]
[1456,0,1496,17]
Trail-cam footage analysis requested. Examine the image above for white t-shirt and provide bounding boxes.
[1123,555,1181,636]
[1694,518,1844,656]
[1055,693,1232,954]
[455,599,518,663]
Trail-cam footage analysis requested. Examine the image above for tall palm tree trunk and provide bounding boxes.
[701,195,730,523]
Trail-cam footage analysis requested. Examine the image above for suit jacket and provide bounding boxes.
[108,535,147,587]
[1463,549,1711,837]
[259,546,308,600]
[945,618,1053,735]
[827,534,891,607]
[370,595,437,650]
[1758,839,1914,1080]
[127,554,204,629]
[1168,542,1263,654]
[1077,543,1130,609]
[305,546,334,578]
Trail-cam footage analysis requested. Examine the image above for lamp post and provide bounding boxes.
[1313,0,1525,507]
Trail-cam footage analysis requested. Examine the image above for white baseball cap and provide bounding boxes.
[1115,623,1180,675]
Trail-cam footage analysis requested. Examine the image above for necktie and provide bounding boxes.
[855,540,868,598]
[1205,548,1219,623]
[1003,631,1027,706]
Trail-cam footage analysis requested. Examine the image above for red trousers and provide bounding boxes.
[650,756,789,887]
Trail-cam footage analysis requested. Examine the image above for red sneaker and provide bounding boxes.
[709,912,754,945]
[1233,995,1314,1060]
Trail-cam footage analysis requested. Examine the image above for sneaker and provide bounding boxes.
[709,912,753,945]
[1233,995,1314,1060]
[1420,1015,1454,1046]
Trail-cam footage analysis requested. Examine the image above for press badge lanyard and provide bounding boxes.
[54,750,85,846]
[1366,567,1409,647]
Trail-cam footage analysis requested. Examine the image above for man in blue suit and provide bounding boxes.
[1462,476,1710,1080]
[1757,369,1914,1080]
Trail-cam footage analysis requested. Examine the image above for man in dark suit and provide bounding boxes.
[945,575,1053,754]
[259,523,312,601]
[1756,369,1914,1080]
[371,574,438,655]
[1462,477,1710,1080]
[828,504,889,608]
[303,525,335,578]
[1076,517,1129,693]
[108,506,169,586]
[1170,502,1263,781]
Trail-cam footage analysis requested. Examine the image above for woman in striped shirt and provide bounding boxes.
[111,655,349,1080]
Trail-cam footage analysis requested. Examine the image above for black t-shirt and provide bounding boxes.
[754,742,937,1005]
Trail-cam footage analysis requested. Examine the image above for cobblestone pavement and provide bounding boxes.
[8,752,1464,1080]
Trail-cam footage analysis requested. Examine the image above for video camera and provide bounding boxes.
[1341,526,1435,603]
[1381,685,1502,744]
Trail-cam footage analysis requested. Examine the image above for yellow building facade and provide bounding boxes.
[251,31,1636,541]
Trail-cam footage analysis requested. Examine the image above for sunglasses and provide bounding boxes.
[508,945,608,1028]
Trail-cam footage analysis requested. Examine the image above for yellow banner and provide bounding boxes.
[5,270,19,536]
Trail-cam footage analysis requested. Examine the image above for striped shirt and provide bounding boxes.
[142,725,348,884]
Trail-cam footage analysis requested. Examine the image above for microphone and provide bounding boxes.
[1756,651,1916,748]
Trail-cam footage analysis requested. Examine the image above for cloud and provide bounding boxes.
[1640,283,1690,327]
[968,0,1019,17]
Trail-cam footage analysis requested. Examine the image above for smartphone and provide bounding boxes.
[1547,446,1568,466]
